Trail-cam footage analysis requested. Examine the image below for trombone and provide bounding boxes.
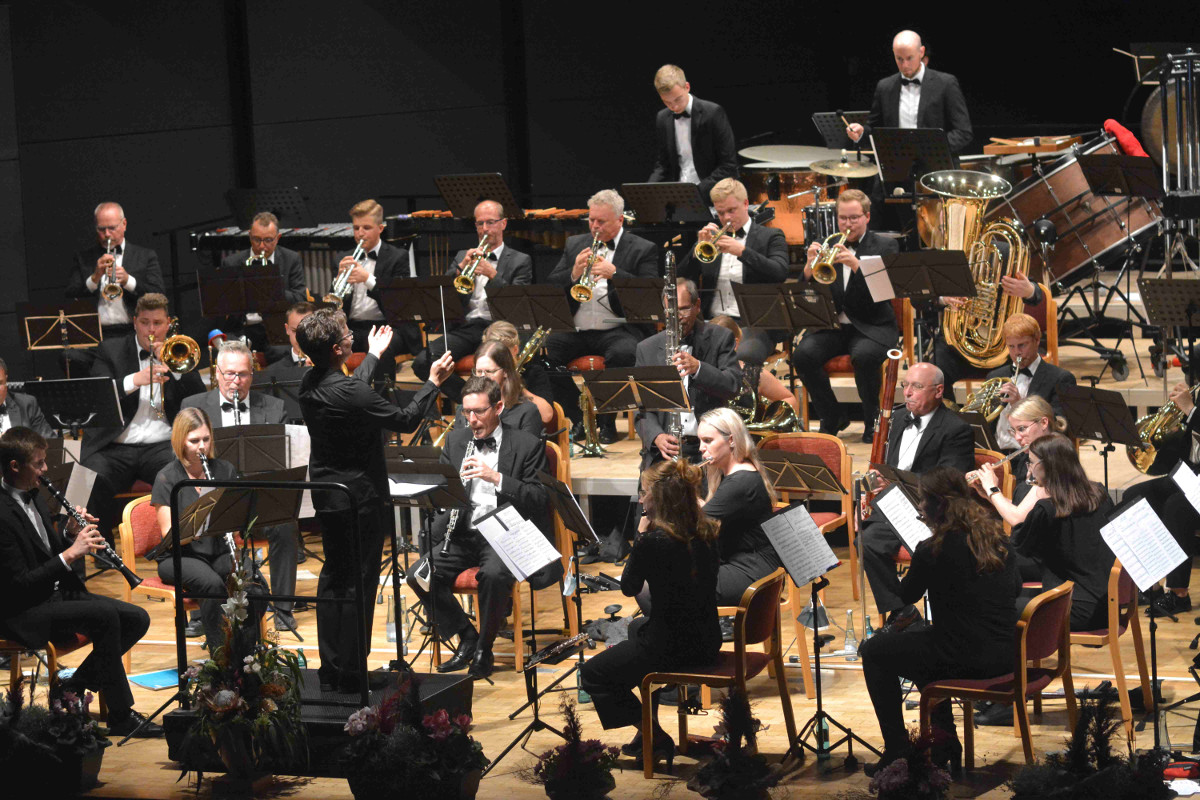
[453,234,490,295]
[100,237,123,301]
[810,230,847,285]
[570,236,608,303]
[148,318,201,418]
[325,237,367,309]
[693,221,735,263]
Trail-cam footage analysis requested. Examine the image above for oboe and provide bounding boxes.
[443,439,477,554]
[38,476,142,588]
[231,388,242,426]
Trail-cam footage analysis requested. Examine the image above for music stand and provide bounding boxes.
[609,278,667,325]
[377,276,462,328]
[213,424,289,474]
[871,128,955,191]
[811,110,869,151]
[1057,384,1142,490]
[21,377,124,439]
[251,371,306,423]
[486,285,577,334]
[879,250,976,303]
[19,301,101,380]
[581,365,689,418]
[759,451,846,496]
[434,173,522,220]
[225,187,315,229]
[958,410,1000,451]
[1140,278,1200,396]
[619,182,712,224]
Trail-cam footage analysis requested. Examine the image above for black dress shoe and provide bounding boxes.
[570,422,587,442]
[468,649,494,679]
[819,414,851,436]
[1148,592,1191,616]
[183,619,204,638]
[861,427,876,445]
[437,638,478,673]
[107,710,164,738]
[273,612,298,632]
[620,730,644,757]
[598,423,618,445]
[975,701,1014,726]
[877,604,921,635]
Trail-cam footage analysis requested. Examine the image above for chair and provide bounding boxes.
[638,568,798,778]
[454,354,476,378]
[1024,283,1059,366]
[1,635,108,717]
[918,581,1076,769]
[547,402,571,464]
[1069,560,1152,741]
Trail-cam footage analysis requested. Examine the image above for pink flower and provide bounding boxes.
[453,713,472,733]
[423,709,454,741]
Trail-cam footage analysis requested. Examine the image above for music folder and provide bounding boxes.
[474,504,561,582]
[760,504,839,588]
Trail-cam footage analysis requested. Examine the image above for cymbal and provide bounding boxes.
[809,158,879,178]
[737,144,842,165]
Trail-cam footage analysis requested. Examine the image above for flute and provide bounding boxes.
[38,476,143,588]
[966,444,1030,484]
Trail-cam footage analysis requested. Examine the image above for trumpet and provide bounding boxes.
[39,476,142,588]
[694,221,735,263]
[454,234,490,295]
[325,238,367,308]
[810,231,847,285]
[570,236,608,303]
[244,249,268,268]
[100,237,123,301]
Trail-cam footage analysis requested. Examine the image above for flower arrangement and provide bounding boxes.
[342,670,488,800]
[520,697,619,799]
[686,688,780,800]
[1,679,109,794]
[866,730,952,800]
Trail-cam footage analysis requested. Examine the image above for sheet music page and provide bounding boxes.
[388,480,436,499]
[475,504,561,582]
[284,423,314,518]
[873,484,932,552]
[65,464,97,511]
[761,504,839,587]
[1171,462,1200,516]
[860,255,895,302]
[1101,497,1187,592]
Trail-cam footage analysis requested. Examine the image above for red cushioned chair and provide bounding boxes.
[1,634,109,717]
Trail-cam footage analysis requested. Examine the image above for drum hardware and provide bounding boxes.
[788,179,846,201]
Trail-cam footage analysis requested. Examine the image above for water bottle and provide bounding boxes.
[863,614,875,642]
[817,716,831,760]
[398,591,409,656]
[296,648,307,669]
[843,609,859,662]
[386,593,397,643]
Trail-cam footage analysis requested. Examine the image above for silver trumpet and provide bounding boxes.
[443,438,477,554]
[244,249,269,268]
[39,476,142,588]
[325,237,367,308]
[100,237,123,301]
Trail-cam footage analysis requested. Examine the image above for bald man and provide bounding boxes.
[847,30,972,155]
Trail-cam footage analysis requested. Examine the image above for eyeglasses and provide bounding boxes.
[340,331,354,344]
[837,214,865,223]
[474,219,503,227]
[220,371,252,381]
[462,405,493,418]
[900,381,938,391]
[96,224,122,233]
[1012,423,1040,435]
[249,236,276,246]
[474,367,503,377]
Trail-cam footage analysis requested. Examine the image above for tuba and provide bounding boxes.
[922,170,1027,370]
[570,237,607,303]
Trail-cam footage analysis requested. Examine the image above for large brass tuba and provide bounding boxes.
[921,170,1027,370]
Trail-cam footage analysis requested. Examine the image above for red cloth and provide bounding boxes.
[1103,119,1149,158]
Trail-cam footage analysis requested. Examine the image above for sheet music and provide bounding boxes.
[65,464,97,511]
[760,504,839,587]
[1171,462,1200,516]
[860,255,894,302]
[388,479,437,499]
[284,423,314,518]
[475,504,560,582]
[873,484,932,553]
[1101,497,1187,592]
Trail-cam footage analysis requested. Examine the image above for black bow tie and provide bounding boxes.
[473,436,496,452]
[221,401,248,413]
[907,415,923,430]
[0,403,8,415]
[1017,367,1033,378]
[107,244,123,255]
[603,240,616,251]
[487,252,498,261]
[733,229,746,239]
[365,250,378,260]
[901,77,921,87]
[20,488,37,504]
[673,111,690,120]
[139,349,152,361]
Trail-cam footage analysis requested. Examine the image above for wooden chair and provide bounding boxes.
[638,568,798,778]
[1,634,108,717]
[1069,560,1152,741]
[918,581,1076,770]
[547,402,571,465]
[1025,283,1059,365]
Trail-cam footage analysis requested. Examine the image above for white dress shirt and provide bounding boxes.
[4,478,69,570]
[465,244,503,322]
[467,425,502,525]
[710,219,753,318]
[674,95,699,185]
[348,245,384,321]
[116,345,173,445]
[85,241,136,326]
[0,403,10,435]
[895,407,937,471]
[995,356,1041,450]
[899,64,926,131]
[572,229,622,332]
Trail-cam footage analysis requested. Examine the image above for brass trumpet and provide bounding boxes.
[244,249,268,268]
[810,231,847,284]
[100,237,123,301]
[570,236,608,303]
[453,234,490,295]
[693,221,734,263]
[325,238,366,309]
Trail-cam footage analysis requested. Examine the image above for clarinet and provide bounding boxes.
[38,476,143,588]
[199,452,237,560]
[232,388,242,426]
[442,439,476,555]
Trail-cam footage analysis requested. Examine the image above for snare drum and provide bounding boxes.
[741,163,827,245]
[803,202,838,245]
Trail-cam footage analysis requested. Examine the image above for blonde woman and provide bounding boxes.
[481,321,555,425]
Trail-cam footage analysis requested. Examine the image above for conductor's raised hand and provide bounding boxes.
[367,325,393,358]
[428,350,455,386]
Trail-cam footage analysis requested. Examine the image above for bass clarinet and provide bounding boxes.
[39,476,143,588]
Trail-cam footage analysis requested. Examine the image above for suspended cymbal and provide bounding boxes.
[738,144,842,165]
[809,158,879,178]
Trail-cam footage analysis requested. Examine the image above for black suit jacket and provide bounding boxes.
[885,404,975,474]
[219,246,307,305]
[83,334,206,459]
[865,68,973,154]
[649,96,739,199]
[679,223,789,319]
[985,358,1076,418]
[5,392,55,438]
[634,321,742,465]
[450,245,533,320]
[66,242,165,318]
[0,491,86,643]
[338,241,409,319]
[181,389,287,427]
[547,230,658,317]
[823,231,900,348]
[255,356,310,422]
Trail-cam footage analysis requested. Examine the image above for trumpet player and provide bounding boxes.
[791,190,899,443]
[413,200,532,402]
[679,178,788,364]
[546,189,656,443]
[217,212,307,355]
[82,293,205,542]
[983,314,1075,452]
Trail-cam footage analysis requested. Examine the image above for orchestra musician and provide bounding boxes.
[846,30,973,155]
[0,357,54,438]
[295,308,453,693]
[151,408,267,653]
[679,178,789,364]
[413,200,533,403]
[0,426,163,737]
[546,189,657,444]
[709,316,799,415]
[82,292,205,541]
[406,375,561,680]
[791,190,899,442]
[455,340,547,438]
[218,211,307,355]
[860,467,1018,779]
[256,301,315,423]
[481,320,556,423]
[181,340,300,632]
[859,362,975,629]
[579,457,720,770]
[647,63,738,200]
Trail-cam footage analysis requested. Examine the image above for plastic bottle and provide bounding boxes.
[296,648,307,669]
[863,614,875,642]
[844,609,859,661]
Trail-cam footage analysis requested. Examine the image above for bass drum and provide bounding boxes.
[986,134,1163,285]
[741,163,828,245]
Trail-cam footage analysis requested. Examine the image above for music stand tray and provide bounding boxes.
[880,250,976,303]
[871,128,955,188]
[486,286,577,334]
[759,451,847,495]
[609,278,666,325]
[619,182,711,224]
[434,173,521,220]
[20,301,101,352]
[1076,154,1165,201]
[812,110,869,149]
[226,187,315,230]
[213,424,290,474]
[582,365,689,416]
[22,377,124,435]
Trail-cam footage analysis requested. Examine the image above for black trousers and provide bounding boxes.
[1122,474,1198,589]
[792,327,889,429]
[406,527,515,652]
[260,522,299,613]
[861,518,907,616]
[579,618,665,730]
[412,319,490,403]
[157,548,267,652]
[348,319,421,386]
[315,502,388,682]
[546,327,639,426]
[84,441,174,541]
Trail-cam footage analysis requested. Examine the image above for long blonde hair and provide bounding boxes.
[698,407,777,503]
[1009,395,1067,434]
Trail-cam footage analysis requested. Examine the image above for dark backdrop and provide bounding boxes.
[1,0,1192,376]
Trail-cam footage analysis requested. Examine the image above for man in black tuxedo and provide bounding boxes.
[336,199,419,388]
[406,375,561,680]
[255,301,315,423]
[680,178,789,364]
[983,313,1076,452]
[792,190,900,442]
[846,30,972,155]
[296,308,453,693]
[635,279,742,470]
[181,340,299,631]
[546,189,658,442]
[413,199,533,402]
[0,358,53,438]
[217,211,307,355]
[82,293,205,540]
[648,64,738,201]
[860,362,975,624]
[0,427,162,736]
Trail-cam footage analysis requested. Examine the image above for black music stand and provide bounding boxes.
[199,273,292,347]
[609,278,667,325]
[1058,384,1142,490]
[879,250,975,303]
[486,285,578,335]
[21,377,124,439]
[434,173,522,219]
[225,187,315,229]
[377,275,462,329]
[1140,278,1200,392]
[213,423,289,474]
[871,128,955,192]
[759,451,847,496]
[958,410,1000,452]
[812,110,869,151]
[19,301,102,380]
[251,371,306,423]
[582,365,689,419]
[620,182,712,224]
